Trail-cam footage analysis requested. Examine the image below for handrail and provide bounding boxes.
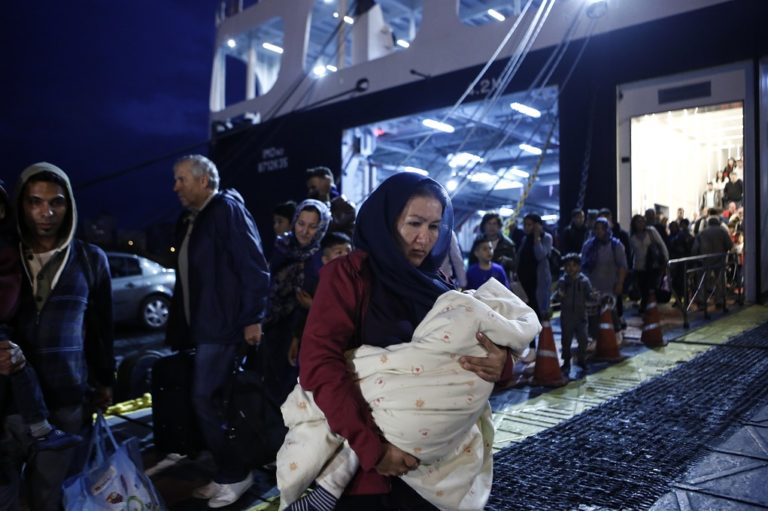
[666,252,742,328]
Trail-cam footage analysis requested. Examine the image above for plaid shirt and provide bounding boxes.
[14,240,114,409]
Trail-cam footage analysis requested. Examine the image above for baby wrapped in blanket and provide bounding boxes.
[277,278,541,510]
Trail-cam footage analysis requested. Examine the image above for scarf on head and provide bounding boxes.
[354,173,454,346]
[268,199,331,323]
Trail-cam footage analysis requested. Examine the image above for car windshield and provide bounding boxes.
[141,259,167,275]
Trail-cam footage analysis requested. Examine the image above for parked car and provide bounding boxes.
[107,252,175,330]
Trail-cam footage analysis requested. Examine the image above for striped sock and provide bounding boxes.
[285,486,337,511]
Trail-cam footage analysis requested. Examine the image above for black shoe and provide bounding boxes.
[560,363,571,373]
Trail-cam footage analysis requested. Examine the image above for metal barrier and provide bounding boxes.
[666,252,743,328]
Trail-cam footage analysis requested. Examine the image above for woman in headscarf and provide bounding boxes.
[261,199,330,403]
[515,213,554,359]
[297,173,512,510]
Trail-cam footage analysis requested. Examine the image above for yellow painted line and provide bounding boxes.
[247,496,280,511]
[492,304,768,452]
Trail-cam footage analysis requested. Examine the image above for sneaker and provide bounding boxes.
[192,481,221,500]
[34,428,82,451]
[207,473,254,508]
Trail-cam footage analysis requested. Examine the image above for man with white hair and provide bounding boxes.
[166,154,270,508]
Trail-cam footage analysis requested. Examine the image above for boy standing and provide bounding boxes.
[557,253,593,374]
[466,237,509,290]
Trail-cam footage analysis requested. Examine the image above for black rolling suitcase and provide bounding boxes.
[151,350,205,455]
[225,364,288,467]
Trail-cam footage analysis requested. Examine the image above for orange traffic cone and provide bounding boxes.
[593,302,625,362]
[532,321,569,387]
[641,290,665,347]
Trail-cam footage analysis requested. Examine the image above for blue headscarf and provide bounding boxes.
[354,173,454,334]
[272,199,331,268]
[268,199,331,323]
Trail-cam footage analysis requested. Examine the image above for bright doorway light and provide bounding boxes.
[312,65,327,77]
[226,39,237,48]
[396,39,410,49]
[630,101,743,224]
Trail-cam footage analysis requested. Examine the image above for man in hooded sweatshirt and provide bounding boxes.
[0,163,114,511]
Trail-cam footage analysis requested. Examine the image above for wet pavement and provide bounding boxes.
[105,299,768,510]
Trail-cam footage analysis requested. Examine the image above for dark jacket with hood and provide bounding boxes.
[12,163,114,409]
[165,188,270,349]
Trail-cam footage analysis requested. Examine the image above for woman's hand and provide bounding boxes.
[375,443,420,477]
[295,288,314,309]
[287,337,299,367]
[459,332,507,382]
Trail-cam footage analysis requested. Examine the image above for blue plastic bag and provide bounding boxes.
[63,413,165,510]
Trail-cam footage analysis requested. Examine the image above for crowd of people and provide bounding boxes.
[0,154,747,510]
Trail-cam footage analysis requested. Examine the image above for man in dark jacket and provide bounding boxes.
[306,166,356,237]
[0,163,114,511]
[692,216,734,307]
[560,208,588,255]
[166,154,270,508]
[722,171,743,207]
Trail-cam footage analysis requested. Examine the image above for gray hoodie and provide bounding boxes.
[14,162,78,308]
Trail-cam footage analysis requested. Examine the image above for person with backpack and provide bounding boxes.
[581,218,628,335]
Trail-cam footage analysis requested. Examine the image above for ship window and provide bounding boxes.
[305,0,423,72]
[220,16,284,106]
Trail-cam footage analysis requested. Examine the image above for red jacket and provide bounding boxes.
[299,250,388,494]
[299,249,514,495]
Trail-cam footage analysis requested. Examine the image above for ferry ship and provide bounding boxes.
[206,0,768,303]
